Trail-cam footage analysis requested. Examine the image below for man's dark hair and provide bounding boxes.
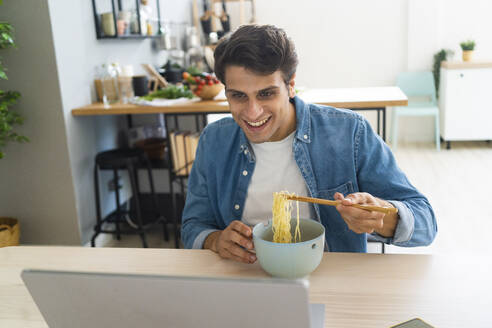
[214,24,298,85]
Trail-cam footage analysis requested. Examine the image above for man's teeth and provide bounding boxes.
[247,117,269,127]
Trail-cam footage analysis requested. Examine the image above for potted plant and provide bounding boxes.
[432,49,454,98]
[460,40,475,62]
[0,18,27,247]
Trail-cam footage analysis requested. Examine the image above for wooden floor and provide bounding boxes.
[96,140,492,255]
[386,140,492,255]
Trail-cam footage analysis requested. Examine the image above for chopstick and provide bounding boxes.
[286,195,398,215]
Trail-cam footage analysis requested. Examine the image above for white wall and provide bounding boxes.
[439,0,492,61]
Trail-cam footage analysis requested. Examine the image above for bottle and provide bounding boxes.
[119,65,135,104]
[108,62,122,102]
[96,64,113,106]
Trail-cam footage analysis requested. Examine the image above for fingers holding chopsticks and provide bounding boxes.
[334,192,397,236]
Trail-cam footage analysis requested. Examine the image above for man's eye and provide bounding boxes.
[232,93,246,99]
[258,91,274,98]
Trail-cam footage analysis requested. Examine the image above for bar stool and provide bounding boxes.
[91,148,169,248]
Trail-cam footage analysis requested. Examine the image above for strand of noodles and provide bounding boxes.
[295,199,301,243]
[272,192,301,243]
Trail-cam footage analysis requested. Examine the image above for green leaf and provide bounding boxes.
[0,22,15,49]
[0,20,27,160]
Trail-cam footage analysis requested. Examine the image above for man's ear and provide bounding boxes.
[288,74,296,98]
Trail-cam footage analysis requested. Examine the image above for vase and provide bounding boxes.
[462,50,473,62]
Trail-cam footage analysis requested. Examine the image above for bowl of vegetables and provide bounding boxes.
[183,71,223,100]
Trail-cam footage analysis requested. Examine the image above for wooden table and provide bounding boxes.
[72,87,408,142]
[2,246,490,328]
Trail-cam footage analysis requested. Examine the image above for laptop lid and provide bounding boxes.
[21,269,324,328]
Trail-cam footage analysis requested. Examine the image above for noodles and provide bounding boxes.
[295,199,301,242]
[272,192,301,243]
[272,192,292,243]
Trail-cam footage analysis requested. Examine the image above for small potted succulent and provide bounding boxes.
[460,40,475,62]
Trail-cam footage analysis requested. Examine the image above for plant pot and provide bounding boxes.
[462,50,473,62]
[0,217,20,247]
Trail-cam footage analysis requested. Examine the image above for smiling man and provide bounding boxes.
[181,25,437,263]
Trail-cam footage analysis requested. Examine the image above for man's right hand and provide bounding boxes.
[203,220,257,264]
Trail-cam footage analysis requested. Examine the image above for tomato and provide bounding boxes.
[195,77,201,83]
[207,80,213,86]
[200,80,206,86]
[206,75,212,80]
[197,85,203,90]
[214,79,220,84]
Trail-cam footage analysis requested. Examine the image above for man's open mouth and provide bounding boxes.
[245,116,271,127]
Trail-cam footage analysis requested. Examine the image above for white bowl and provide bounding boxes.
[252,218,325,279]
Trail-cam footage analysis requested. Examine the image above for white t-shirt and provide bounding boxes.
[242,132,312,226]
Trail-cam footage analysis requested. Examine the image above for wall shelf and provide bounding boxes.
[92,0,162,40]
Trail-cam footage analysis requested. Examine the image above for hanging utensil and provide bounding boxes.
[220,0,230,33]
[250,0,256,23]
[200,0,212,36]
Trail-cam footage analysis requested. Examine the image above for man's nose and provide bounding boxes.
[244,99,263,119]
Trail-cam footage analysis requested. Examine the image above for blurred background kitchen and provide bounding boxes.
[0,0,491,255]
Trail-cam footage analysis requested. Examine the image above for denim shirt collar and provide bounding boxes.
[293,96,311,143]
[238,96,311,159]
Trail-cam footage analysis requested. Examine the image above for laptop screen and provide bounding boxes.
[21,269,324,328]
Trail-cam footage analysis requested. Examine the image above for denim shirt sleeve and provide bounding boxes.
[181,128,220,249]
[355,117,437,247]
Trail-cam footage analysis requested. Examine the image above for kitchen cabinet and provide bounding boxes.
[439,61,492,149]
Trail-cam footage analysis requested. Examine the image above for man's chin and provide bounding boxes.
[246,135,268,144]
[243,130,271,144]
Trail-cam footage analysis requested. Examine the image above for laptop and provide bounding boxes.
[21,269,325,328]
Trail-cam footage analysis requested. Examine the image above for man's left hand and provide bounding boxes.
[334,192,398,237]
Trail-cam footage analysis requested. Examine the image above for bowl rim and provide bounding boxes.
[252,218,325,247]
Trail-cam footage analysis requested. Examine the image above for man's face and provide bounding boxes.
[224,66,296,143]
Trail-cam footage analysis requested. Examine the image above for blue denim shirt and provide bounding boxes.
[181,96,437,252]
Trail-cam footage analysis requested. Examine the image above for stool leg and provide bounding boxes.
[391,109,399,151]
[91,164,102,247]
[435,112,441,151]
[113,169,122,241]
[128,162,148,248]
[176,177,186,247]
[170,180,179,248]
[145,157,169,241]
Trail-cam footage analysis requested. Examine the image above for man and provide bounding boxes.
[181,25,437,263]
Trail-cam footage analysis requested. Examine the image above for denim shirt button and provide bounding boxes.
[244,149,248,155]
[242,170,248,176]
[303,134,308,140]
[234,204,240,210]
